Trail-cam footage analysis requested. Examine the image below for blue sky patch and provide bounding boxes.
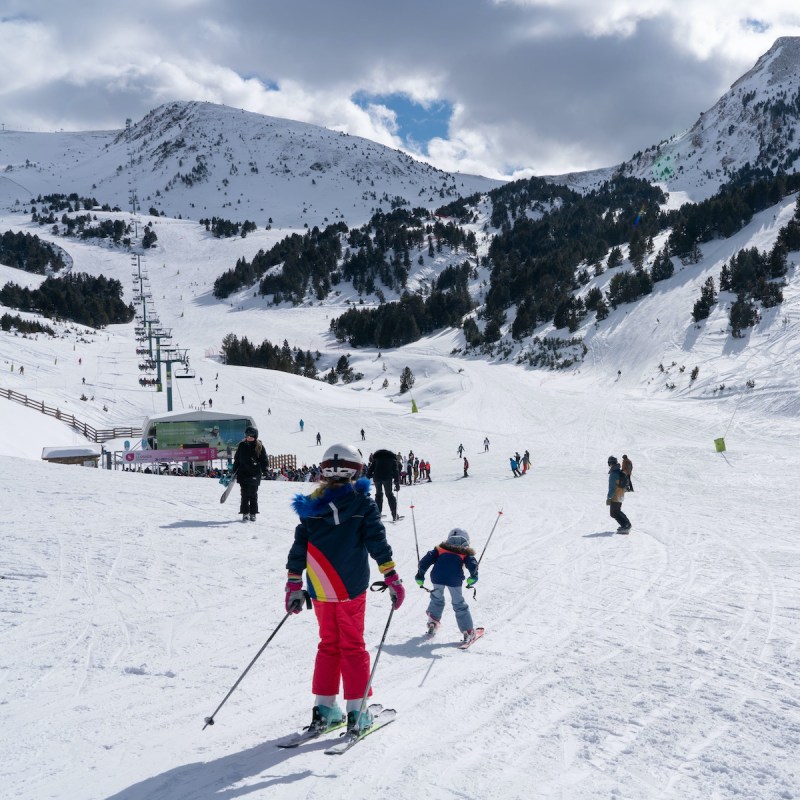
[742,18,770,34]
[240,73,279,91]
[352,92,452,152]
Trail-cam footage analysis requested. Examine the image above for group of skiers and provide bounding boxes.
[230,428,633,741]
[399,450,431,485]
[509,450,531,477]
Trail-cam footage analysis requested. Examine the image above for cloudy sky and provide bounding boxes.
[2,0,800,179]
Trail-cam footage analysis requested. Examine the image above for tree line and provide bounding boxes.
[0,230,66,274]
[329,263,473,348]
[212,206,479,303]
[221,334,320,378]
[0,273,134,328]
[1,312,55,335]
[691,194,800,336]
[200,217,258,238]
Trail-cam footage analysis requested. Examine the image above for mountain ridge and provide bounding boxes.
[0,100,501,228]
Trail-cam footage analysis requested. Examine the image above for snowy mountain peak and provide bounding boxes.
[1,100,500,227]
[616,36,800,201]
[735,36,800,89]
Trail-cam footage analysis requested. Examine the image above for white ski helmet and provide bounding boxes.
[320,443,364,479]
[446,527,470,547]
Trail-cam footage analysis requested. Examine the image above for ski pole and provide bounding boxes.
[471,510,503,599]
[409,505,432,592]
[477,510,503,566]
[410,504,420,563]
[202,593,311,729]
[352,583,396,730]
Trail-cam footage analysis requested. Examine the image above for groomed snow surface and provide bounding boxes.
[1,206,800,799]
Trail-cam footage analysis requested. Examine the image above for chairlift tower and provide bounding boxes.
[152,328,173,389]
[160,347,191,411]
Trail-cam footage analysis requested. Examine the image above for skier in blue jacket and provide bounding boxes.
[607,455,631,533]
[415,528,479,643]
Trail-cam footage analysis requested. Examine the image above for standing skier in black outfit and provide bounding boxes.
[368,448,401,521]
[233,426,268,521]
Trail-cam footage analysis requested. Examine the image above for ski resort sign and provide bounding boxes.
[123,447,218,464]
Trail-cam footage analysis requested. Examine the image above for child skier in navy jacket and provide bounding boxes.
[415,528,479,643]
[286,443,405,736]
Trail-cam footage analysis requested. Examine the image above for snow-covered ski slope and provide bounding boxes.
[1,198,800,798]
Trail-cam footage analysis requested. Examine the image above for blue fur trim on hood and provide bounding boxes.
[292,476,372,518]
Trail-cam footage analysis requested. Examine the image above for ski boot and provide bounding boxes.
[462,628,477,645]
[307,704,345,735]
[426,613,441,636]
[249,513,256,521]
[346,706,373,734]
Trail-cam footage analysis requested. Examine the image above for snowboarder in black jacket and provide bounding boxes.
[233,426,268,521]
[367,448,401,521]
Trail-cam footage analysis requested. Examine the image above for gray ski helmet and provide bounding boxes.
[320,442,363,479]
[245,426,258,438]
[607,455,618,466]
[447,527,470,547]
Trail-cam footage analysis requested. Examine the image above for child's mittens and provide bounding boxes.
[466,575,478,588]
[384,571,406,609]
[414,572,424,587]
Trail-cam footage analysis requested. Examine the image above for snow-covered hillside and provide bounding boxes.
[0,101,501,228]
[2,286,800,799]
[2,180,800,431]
[2,46,800,795]
[2,184,800,797]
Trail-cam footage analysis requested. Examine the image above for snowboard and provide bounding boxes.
[219,471,238,504]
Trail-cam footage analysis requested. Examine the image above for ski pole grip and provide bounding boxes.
[303,590,312,610]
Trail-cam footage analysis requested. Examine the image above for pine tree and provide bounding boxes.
[399,366,415,394]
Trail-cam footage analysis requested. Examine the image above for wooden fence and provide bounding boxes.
[0,386,142,443]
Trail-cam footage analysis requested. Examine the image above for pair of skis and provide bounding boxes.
[277,703,396,754]
[270,630,486,754]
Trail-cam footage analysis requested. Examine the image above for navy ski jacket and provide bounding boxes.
[288,477,394,601]
[418,543,478,587]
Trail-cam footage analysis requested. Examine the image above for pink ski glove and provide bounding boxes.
[285,579,305,613]
[384,571,405,609]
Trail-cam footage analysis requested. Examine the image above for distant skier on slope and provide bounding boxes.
[606,455,631,533]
